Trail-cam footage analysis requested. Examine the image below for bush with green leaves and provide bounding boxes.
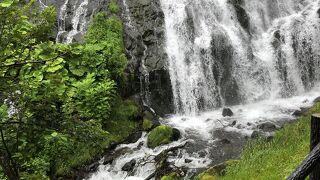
[0,0,138,179]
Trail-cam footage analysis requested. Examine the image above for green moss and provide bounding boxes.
[221,103,320,180]
[147,125,173,148]
[108,0,120,14]
[143,118,153,131]
[194,166,222,180]
[161,172,181,180]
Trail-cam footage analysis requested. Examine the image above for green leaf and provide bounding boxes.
[33,71,43,81]
[46,65,63,73]
[0,0,13,7]
[51,132,58,137]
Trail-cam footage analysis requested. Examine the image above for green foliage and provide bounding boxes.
[0,1,136,179]
[161,172,182,180]
[147,125,174,148]
[64,73,116,121]
[84,12,127,84]
[221,103,320,180]
[105,99,139,140]
[143,118,153,131]
[108,0,120,14]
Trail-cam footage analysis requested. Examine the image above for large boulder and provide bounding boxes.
[122,159,136,172]
[257,122,278,132]
[314,97,320,103]
[222,107,234,117]
[147,125,181,148]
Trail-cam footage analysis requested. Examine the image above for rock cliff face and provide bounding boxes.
[121,0,173,115]
[41,0,173,115]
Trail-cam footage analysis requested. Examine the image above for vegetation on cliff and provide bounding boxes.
[0,0,138,179]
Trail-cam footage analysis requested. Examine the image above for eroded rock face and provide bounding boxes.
[122,0,174,115]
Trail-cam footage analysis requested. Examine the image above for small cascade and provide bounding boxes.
[121,0,135,30]
[56,0,89,43]
[56,0,69,42]
[160,0,320,115]
[38,0,48,9]
[139,43,152,106]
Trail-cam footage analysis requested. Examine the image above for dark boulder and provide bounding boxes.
[218,139,232,145]
[123,131,143,144]
[292,107,309,117]
[257,122,278,132]
[230,120,237,126]
[122,159,136,172]
[185,159,192,163]
[87,161,100,172]
[171,128,181,141]
[314,97,320,103]
[222,108,234,117]
[251,130,262,139]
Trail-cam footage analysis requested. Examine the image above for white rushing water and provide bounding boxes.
[56,0,89,43]
[89,0,320,179]
[161,0,320,115]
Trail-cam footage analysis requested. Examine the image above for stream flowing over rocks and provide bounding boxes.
[38,0,320,179]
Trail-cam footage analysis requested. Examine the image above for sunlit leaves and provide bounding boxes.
[0,0,14,7]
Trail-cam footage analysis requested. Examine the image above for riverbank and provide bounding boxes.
[197,102,320,180]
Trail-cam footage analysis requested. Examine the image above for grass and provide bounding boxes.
[221,102,320,180]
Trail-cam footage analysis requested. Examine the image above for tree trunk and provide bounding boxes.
[0,156,19,180]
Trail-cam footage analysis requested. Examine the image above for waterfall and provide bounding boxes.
[56,0,89,43]
[160,0,320,115]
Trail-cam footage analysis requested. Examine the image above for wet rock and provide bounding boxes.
[147,125,180,148]
[123,131,142,144]
[103,147,132,165]
[247,122,252,126]
[230,120,237,126]
[171,128,181,141]
[251,130,263,139]
[87,161,100,172]
[198,151,207,158]
[222,107,234,117]
[257,122,278,132]
[314,96,320,103]
[292,107,309,116]
[218,139,232,145]
[122,159,136,172]
[302,99,309,103]
[185,159,192,163]
[236,124,245,129]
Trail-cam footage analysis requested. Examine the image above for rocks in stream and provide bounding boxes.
[147,125,181,148]
[292,107,309,116]
[314,96,320,103]
[122,159,136,172]
[222,107,234,117]
[257,122,278,132]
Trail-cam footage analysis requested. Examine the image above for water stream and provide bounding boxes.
[54,0,320,179]
[90,0,320,180]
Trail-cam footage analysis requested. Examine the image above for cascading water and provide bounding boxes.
[56,0,89,43]
[161,0,320,115]
[89,0,320,179]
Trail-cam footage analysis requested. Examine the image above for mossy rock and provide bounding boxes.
[161,172,181,180]
[195,161,234,180]
[147,125,180,148]
[143,118,153,131]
